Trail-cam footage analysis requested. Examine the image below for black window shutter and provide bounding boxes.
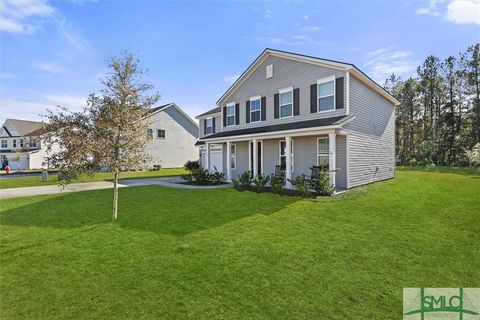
[204,119,207,134]
[261,96,266,121]
[310,84,317,113]
[274,93,279,119]
[223,107,226,127]
[235,103,240,125]
[212,117,216,133]
[246,100,250,123]
[293,88,300,116]
[336,77,344,109]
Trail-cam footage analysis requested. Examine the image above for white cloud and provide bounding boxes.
[0,99,49,123]
[33,62,65,73]
[44,94,86,108]
[0,0,54,34]
[415,0,440,16]
[302,14,309,20]
[446,0,480,24]
[264,9,272,18]
[0,0,91,53]
[366,47,420,83]
[224,74,240,85]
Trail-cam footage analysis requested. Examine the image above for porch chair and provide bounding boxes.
[270,165,285,185]
[303,165,323,184]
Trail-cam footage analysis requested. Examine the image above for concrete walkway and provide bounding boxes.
[0,176,231,200]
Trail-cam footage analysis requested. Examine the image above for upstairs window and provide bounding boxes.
[29,139,37,148]
[12,139,16,148]
[157,129,165,139]
[279,88,293,118]
[250,97,261,122]
[147,129,153,139]
[206,118,213,134]
[317,138,329,171]
[226,104,235,126]
[318,76,335,112]
[1,140,6,148]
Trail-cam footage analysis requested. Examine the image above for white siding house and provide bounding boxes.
[144,103,198,168]
[0,119,54,170]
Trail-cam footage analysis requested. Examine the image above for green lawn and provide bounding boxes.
[0,168,186,189]
[1,168,479,319]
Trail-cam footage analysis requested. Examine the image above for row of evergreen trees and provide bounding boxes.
[384,43,479,166]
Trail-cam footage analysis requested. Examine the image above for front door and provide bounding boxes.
[249,141,262,175]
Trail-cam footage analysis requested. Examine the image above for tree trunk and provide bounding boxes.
[112,171,119,221]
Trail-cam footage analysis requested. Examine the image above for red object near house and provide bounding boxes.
[5,165,10,174]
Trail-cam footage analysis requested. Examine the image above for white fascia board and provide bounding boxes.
[200,125,341,143]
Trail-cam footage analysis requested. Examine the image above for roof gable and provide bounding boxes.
[146,103,198,137]
[217,48,399,106]
[1,118,44,137]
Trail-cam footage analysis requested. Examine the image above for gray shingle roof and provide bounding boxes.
[5,119,44,137]
[196,107,221,118]
[200,115,353,140]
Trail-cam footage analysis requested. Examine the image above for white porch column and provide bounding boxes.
[328,133,336,188]
[252,138,258,177]
[206,142,210,171]
[226,140,231,182]
[285,136,292,188]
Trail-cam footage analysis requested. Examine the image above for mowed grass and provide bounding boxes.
[0,168,479,319]
[0,168,186,189]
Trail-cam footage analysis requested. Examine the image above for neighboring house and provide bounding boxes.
[196,48,400,190]
[144,103,198,169]
[0,119,51,170]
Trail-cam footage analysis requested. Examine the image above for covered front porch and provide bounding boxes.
[201,129,348,190]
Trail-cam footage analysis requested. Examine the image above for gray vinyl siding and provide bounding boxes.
[145,109,198,168]
[344,75,395,188]
[262,139,279,177]
[198,114,221,138]
[220,55,347,132]
[231,141,249,178]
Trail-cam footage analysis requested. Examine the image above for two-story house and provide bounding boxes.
[196,49,399,190]
[144,103,199,169]
[0,118,51,170]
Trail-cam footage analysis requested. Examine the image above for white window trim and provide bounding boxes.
[279,87,293,119]
[206,117,213,134]
[279,139,294,172]
[317,137,329,167]
[249,96,262,123]
[317,75,336,113]
[226,103,236,127]
[230,143,236,170]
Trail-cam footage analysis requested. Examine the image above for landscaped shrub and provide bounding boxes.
[191,168,209,184]
[310,173,335,196]
[208,170,225,184]
[184,160,200,172]
[289,175,311,198]
[270,175,284,194]
[238,171,253,190]
[252,173,270,192]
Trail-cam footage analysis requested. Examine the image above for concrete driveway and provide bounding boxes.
[0,176,231,200]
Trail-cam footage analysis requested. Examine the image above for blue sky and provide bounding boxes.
[0,0,479,123]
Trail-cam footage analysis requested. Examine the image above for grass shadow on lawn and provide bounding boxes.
[0,186,300,236]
